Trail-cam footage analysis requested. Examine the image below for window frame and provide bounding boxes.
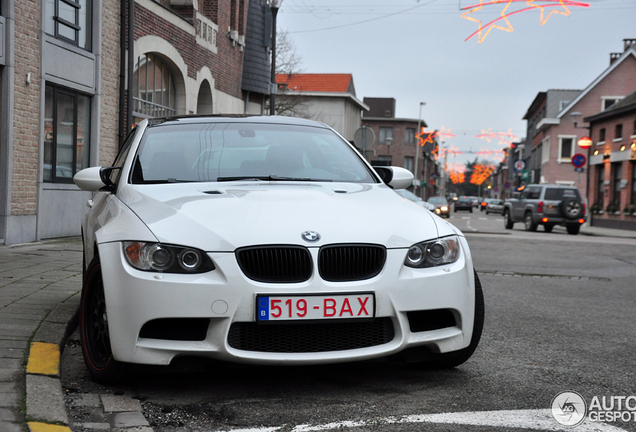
[45,0,92,50]
[557,135,576,163]
[614,124,623,141]
[43,85,91,184]
[378,127,393,144]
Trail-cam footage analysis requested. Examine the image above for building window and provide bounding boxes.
[611,162,622,208]
[405,128,416,145]
[404,156,414,173]
[45,0,92,50]
[44,85,91,183]
[598,128,606,143]
[558,137,574,162]
[541,138,550,165]
[559,100,571,111]
[615,124,623,141]
[596,164,604,207]
[602,98,621,110]
[379,127,393,144]
[132,53,177,119]
[631,161,636,206]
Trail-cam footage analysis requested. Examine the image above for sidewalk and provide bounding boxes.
[0,228,634,432]
[0,238,82,432]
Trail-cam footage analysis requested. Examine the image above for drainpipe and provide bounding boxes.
[118,0,127,147]
[126,0,135,131]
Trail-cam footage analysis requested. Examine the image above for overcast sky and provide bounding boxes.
[277,0,636,166]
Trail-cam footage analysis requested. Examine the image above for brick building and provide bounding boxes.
[0,0,272,245]
[522,40,636,200]
[585,89,636,230]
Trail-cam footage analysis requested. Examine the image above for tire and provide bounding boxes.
[469,208,473,213]
[524,212,538,231]
[504,210,514,229]
[544,224,554,233]
[562,198,583,220]
[80,257,126,384]
[486,210,489,215]
[419,270,485,369]
[566,224,581,235]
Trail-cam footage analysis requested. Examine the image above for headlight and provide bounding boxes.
[404,235,460,268]
[123,242,215,273]
[440,206,448,212]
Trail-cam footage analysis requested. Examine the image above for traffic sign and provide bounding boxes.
[571,153,586,168]
[514,160,525,172]
[574,167,585,173]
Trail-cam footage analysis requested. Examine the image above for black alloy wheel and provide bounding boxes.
[80,257,126,384]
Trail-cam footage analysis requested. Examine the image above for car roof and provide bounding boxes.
[146,115,331,129]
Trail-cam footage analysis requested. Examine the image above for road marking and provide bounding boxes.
[216,410,628,432]
[27,422,72,432]
[26,342,60,376]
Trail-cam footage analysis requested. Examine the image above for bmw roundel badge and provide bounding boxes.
[301,231,321,242]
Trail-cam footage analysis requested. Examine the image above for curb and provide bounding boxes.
[25,295,80,432]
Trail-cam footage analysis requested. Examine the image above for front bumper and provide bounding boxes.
[97,238,476,366]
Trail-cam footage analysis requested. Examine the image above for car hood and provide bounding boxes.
[117,182,456,251]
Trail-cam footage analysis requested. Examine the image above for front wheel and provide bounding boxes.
[80,257,126,384]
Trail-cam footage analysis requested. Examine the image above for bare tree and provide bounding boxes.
[268,30,311,118]
[275,30,303,76]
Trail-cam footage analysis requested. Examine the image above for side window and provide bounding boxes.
[528,188,541,200]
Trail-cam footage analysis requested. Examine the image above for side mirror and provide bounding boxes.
[374,166,414,190]
[74,166,120,192]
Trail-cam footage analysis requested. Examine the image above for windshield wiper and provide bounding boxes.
[216,175,332,182]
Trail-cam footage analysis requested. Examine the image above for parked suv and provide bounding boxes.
[503,184,586,235]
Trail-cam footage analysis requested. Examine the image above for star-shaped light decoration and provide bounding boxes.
[462,0,590,43]
[527,0,571,25]
[416,128,438,147]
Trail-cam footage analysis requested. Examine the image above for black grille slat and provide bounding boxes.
[319,244,386,282]
[236,246,312,283]
[228,318,394,353]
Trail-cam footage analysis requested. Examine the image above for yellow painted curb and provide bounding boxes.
[27,422,72,432]
[26,342,60,376]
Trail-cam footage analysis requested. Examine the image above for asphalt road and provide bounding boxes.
[61,211,636,432]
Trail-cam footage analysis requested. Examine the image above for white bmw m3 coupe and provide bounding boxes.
[73,115,484,383]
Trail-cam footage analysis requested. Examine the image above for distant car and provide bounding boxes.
[454,197,473,213]
[503,184,586,234]
[480,198,495,212]
[428,196,450,218]
[71,115,484,383]
[468,196,480,208]
[395,189,435,211]
[485,199,504,215]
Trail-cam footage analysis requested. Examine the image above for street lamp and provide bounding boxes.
[269,0,283,115]
[414,102,426,197]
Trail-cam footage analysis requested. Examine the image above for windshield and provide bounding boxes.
[130,122,377,184]
[428,197,447,204]
[544,188,580,200]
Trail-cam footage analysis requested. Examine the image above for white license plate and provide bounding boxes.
[256,293,375,322]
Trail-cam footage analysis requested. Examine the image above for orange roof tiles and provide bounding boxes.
[276,73,353,93]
